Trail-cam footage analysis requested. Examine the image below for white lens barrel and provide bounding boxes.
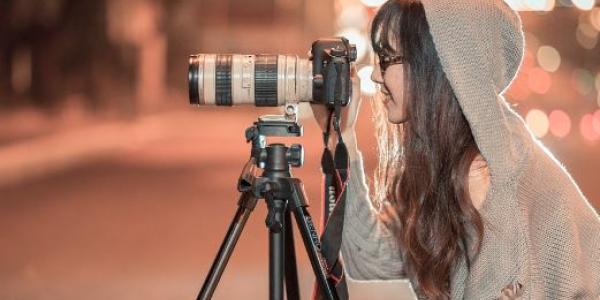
[188,54,313,106]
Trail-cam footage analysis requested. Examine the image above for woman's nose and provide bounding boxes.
[371,64,384,84]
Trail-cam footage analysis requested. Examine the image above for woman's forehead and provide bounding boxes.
[371,4,404,55]
[374,26,401,53]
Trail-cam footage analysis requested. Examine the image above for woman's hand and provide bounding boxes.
[310,65,362,137]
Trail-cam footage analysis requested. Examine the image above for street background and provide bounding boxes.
[1,0,599,299]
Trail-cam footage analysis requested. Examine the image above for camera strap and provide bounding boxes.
[313,63,350,300]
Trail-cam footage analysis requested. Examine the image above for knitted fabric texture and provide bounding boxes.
[340,0,600,299]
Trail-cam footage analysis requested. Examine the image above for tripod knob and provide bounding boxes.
[287,144,304,168]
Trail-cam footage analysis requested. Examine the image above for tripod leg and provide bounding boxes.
[266,197,286,300]
[284,207,300,300]
[197,191,258,300]
[288,180,338,300]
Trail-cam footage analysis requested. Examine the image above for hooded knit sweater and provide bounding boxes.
[339,0,600,299]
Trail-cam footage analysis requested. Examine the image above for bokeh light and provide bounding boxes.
[358,65,376,96]
[580,113,600,142]
[505,0,555,11]
[596,72,600,107]
[335,28,368,62]
[360,0,386,8]
[526,109,550,138]
[528,67,552,94]
[548,110,572,138]
[575,23,599,49]
[503,0,524,10]
[593,110,600,135]
[525,0,555,11]
[578,21,599,38]
[337,4,368,30]
[536,45,561,72]
[571,68,595,96]
[572,0,595,10]
[591,8,600,31]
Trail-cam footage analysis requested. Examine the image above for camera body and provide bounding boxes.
[311,37,357,107]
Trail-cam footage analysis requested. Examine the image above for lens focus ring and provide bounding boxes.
[254,55,278,107]
[215,55,232,106]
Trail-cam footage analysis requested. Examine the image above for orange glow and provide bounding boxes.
[528,68,552,94]
[591,8,600,31]
[593,110,600,135]
[2,3,600,300]
[508,75,533,102]
[523,49,536,69]
[549,110,572,138]
[580,113,600,142]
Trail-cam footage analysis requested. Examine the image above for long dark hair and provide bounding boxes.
[369,1,485,298]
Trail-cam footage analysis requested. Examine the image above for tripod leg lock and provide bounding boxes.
[265,197,286,233]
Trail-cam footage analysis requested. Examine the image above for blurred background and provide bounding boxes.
[1,0,599,299]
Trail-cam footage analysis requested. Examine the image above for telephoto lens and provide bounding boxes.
[188,54,313,106]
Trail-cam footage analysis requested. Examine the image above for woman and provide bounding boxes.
[311,0,600,299]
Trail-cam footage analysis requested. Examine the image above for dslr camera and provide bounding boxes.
[188,37,357,115]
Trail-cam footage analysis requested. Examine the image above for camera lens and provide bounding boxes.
[187,54,313,106]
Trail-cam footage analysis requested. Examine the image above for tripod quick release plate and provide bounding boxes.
[255,115,302,137]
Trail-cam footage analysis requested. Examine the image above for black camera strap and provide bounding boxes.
[313,62,350,300]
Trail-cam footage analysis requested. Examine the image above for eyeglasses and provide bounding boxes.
[377,54,405,75]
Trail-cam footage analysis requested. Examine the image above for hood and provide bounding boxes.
[419,0,528,181]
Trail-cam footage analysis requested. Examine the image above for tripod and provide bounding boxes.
[197,114,338,300]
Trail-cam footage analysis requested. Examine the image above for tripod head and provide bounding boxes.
[245,113,304,170]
